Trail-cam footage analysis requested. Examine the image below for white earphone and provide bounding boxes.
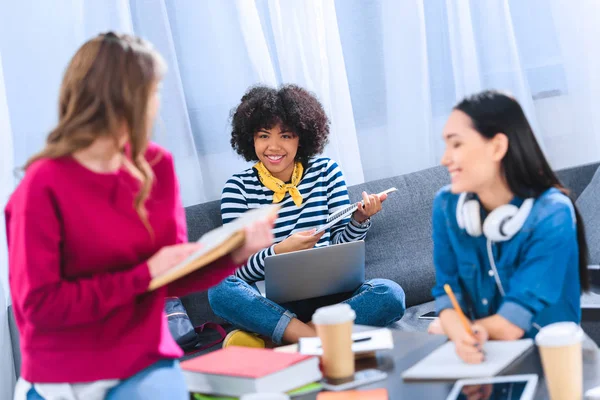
[456,192,534,242]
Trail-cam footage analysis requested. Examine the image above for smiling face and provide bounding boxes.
[441,110,505,194]
[254,122,300,181]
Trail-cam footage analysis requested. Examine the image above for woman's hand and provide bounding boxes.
[231,214,277,264]
[454,323,488,364]
[273,229,325,255]
[352,191,388,223]
[428,318,445,335]
[147,243,204,278]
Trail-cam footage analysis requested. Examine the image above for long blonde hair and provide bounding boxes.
[26,32,166,234]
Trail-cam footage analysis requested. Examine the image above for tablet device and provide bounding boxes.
[446,374,538,400]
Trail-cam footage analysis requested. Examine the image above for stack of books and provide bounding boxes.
[181,346,322,397]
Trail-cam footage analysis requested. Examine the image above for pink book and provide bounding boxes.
[181,347,322,396]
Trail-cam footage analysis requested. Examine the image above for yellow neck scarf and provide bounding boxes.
[254,161,304,207]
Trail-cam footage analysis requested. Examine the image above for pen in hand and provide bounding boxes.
[444,284,474,337]
[444,284,487,362]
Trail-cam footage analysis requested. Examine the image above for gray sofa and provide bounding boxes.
[8,162,600,375]
[181,162,600,344]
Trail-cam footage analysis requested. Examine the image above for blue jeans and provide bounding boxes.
[26,359,187,400]
[208,276,406,344]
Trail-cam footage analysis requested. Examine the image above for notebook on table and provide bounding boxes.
[299,328,394,356]
[402,339,534,381]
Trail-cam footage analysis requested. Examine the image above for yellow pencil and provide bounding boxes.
[444,284,474,336]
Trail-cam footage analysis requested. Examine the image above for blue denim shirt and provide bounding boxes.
[432,186,581,338]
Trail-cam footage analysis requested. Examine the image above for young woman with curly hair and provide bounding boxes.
[208,84,406,347]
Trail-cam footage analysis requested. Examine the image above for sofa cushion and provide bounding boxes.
[182,200,229,325]
[348,166,449,307]
[576,164,600,264]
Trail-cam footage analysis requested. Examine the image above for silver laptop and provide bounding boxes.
[263,240,365,304]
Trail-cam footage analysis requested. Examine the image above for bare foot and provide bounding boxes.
[282,318,317,343]
[259,335,277,349]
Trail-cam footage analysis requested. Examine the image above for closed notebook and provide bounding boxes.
[317,388,388,399]
[192,383,323,400]
[181,347,322,397]
[402,339,534,380]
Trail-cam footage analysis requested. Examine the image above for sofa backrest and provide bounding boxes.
[185,200,222,242]
[182,200,224,324]
[347,166,449,307]
[556,162,600,200]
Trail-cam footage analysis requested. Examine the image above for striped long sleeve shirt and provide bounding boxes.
[221,157,371,283]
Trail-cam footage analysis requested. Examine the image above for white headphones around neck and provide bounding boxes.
[455,192,542,331]
[456,192,534,242]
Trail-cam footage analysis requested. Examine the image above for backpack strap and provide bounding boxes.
[184,322,227,355]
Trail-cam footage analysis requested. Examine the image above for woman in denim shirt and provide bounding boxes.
[429,90,590,364]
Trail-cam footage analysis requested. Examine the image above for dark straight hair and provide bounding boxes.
[455,90,590,292]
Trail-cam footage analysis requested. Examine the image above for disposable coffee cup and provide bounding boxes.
[535,322,584,400]
[312,303,356,380]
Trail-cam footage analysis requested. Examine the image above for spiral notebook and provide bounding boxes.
[312,187,397,236]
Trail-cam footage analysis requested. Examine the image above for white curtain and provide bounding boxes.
[265,0,364,183]
[2,0,600,390]
[4,0,600,202]
[547,0,600,168]
[0,44,16,400]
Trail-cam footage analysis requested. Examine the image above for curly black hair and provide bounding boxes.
[230,84,330,165]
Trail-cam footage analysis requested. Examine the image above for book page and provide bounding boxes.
[148,204,279,290]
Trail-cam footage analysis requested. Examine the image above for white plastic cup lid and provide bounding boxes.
[240,393,290,400]
[312,303,356,325]
[535,322,584,348]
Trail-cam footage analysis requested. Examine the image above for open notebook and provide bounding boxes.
[299,328,394,356]
[402,339,534,380]
[148,205,279,290]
